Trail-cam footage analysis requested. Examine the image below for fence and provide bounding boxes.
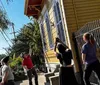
[75,19,100,58]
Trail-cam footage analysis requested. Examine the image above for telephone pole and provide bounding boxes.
[11,22,16,39]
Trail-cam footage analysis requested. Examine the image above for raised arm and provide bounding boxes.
[54,40,57,52]
[56,37,69,49]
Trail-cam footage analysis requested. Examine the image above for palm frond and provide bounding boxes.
[0,8,10,30]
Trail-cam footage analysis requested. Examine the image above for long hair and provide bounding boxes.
[57,43,66,53]
[2,56,9,64]
[83,33,95,45]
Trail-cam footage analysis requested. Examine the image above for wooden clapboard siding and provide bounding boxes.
[63,0,100,31]
[63,0,79,72]
[63,0,100,43]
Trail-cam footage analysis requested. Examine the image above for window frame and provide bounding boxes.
[40,21,47,52]
[44,11,54,49]
[53,0,66,43]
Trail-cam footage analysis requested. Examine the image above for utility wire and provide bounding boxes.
[0,0,14,44]
[3,30,13,44]
[0,30,12,47]
[0,0,11,21]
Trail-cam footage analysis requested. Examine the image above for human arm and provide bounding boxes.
[54,38,58,52]
[22,60,28,71]
[82,53,86,64]
[81,44,87,64]
[23,65,28,70]
[55,37,69,49]
[1,72,8,84]
[1,67,9,85]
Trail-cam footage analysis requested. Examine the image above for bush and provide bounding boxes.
[9,56,27,81]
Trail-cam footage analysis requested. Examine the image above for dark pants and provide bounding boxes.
[27,67,38,85]
[59,66,78,85]
[83,60,100,85]
[4,80,15,85]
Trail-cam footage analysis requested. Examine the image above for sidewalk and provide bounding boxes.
[15,73,46,85]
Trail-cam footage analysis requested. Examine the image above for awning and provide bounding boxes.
[24,0,45,19]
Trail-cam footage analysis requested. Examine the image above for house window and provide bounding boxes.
[40,24,47,51]
[45,13,53,48]
[54,1,65,42]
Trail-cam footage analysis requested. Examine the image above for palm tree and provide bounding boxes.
[0,8,10,30]
[10,21,43,56]
[9,21,45,70]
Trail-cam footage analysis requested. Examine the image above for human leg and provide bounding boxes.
[27,69,33,85]
[31,67,38,85]
[93,60,100,80]
[83,65,92,85]
[4,80,15,85]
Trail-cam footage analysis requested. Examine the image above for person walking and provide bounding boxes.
[54,37,78,85]
[81,33,100,85]
[0,56,15,85]
[21,52,38,85]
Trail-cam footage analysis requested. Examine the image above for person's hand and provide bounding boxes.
[0,81,4,85]
[24,66,29,71]
[82,60,85,65]
[54,52,58,56]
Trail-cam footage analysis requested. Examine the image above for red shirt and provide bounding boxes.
[22,55,34,69]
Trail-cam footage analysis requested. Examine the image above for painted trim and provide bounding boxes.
[60,0,72,49]
[39,22,47,52]
[39,22,45,50]
[24,0,28,15]
[52,0,67,44]
[38,5,47,22]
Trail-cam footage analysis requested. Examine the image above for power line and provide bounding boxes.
[3,30,13,44]
[0,0,15,44]
[0,0,11,21]
[0,30,12,47]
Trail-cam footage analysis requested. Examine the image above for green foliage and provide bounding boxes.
[9,20,45,72]
[9,54,26,81]
[9,54,22,68]
[0,8,10,30]
[10,20,43,56]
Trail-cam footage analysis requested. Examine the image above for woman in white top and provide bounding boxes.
[0,57,14,85]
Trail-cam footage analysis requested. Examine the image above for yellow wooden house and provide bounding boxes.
[24,0,100,72]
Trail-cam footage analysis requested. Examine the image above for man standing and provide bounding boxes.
[22,52,38,85]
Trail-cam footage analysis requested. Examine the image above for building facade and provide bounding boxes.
[24,0,100,72]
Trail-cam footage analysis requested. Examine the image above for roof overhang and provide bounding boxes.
[24,0,45,19]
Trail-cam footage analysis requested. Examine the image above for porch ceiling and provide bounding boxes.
[24,0,45,19]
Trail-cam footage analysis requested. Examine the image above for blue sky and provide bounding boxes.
[0,0,31,54]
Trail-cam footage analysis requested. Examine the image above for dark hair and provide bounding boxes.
[2,56,9,64]
[24,51,29,54]
[57,43,66,53]
[83,33,95,45]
